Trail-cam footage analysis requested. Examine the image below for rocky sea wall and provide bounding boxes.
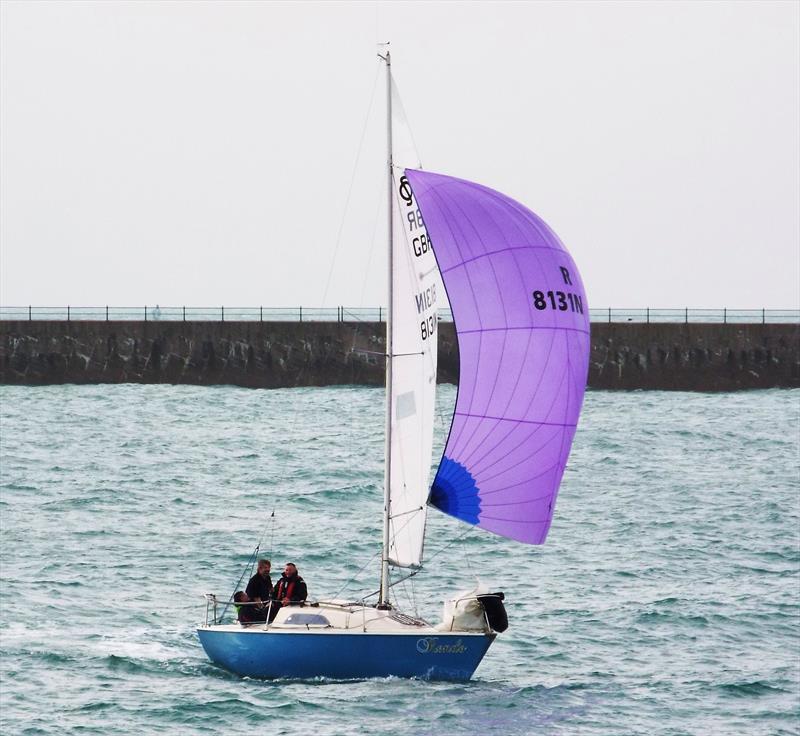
[1,320,798,391]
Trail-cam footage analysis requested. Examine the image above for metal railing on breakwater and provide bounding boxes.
[1,306,798,324]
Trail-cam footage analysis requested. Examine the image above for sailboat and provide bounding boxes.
[197,51,590,681]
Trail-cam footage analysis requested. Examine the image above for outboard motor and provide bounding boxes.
[436,584,509,633]
[477,592,508,633]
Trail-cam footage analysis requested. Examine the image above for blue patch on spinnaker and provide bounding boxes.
[429,457,481,525]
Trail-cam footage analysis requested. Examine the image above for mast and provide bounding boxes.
[379,49,393,608]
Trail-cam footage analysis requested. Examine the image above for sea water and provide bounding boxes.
[0,385,798,735]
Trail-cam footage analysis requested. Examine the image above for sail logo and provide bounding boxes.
[416,637,467,655]
[398,175,414,206]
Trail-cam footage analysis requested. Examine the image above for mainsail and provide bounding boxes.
[384,165,439,568]
[379,63,444,570]
[405,169,590,545]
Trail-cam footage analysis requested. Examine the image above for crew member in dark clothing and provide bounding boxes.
[233,591,266,624]
[269,562,308,622]
[245,559,273,616]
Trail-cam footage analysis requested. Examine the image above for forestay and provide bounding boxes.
[405,169,590,545]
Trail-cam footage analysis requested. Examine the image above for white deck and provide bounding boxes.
[202,599,490,636]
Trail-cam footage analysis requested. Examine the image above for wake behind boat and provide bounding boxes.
[197,49,589,681]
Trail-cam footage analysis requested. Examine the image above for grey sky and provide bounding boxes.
[1,0,798,310]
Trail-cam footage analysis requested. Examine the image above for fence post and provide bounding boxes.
[183,306,186,322]
[646,307,650,324]
[684,307,688,324]
[260,306,263,322]
[106,305,109,321]
[67,305,70,322]
[379,306,382,323]
[608,307,611,323]
[300,306,303,322]
[762,308,765,324]
[221,306,224,322]
[28,305,31,321]
[723,307,726,324]
[144,306,147,322]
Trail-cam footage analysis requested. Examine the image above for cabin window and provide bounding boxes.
[283,613,330,626]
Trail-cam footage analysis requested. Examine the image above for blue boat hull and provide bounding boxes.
[197,628,495,681]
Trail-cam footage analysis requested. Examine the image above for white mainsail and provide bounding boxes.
[386,165,439,568]
[376,64,440,572]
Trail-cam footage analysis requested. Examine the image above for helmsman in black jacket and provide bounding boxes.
[245,558,273,614]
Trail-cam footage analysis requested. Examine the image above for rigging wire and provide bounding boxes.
[265,507,277,562]
[427,524,478,565]
[461,526,476,579]
[361,524,478,601]
[219,506,277,621]
[326,66,384,576]
[219,66,427,619]
[357,175,387,309]
[217,69,385,622]
[389,78,423,168]
[341,126,389,600]
[395,567,417,617]
[221,393,302,621]
[219,543,261,622]
[320,61,382,309]
[339,183,387,599]
[331,548,382,600]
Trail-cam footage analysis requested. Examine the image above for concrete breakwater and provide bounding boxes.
[1,320,798,391]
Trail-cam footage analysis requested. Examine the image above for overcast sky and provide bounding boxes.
[1,0,798,310]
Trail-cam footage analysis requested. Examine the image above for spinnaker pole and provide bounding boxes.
[379,49,393,608]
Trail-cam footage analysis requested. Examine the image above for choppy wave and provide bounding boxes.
[1,385,798,735]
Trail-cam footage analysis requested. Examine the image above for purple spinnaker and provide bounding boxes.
[405,169,590,545]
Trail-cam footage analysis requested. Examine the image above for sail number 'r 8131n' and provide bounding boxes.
[532,290,584,314]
